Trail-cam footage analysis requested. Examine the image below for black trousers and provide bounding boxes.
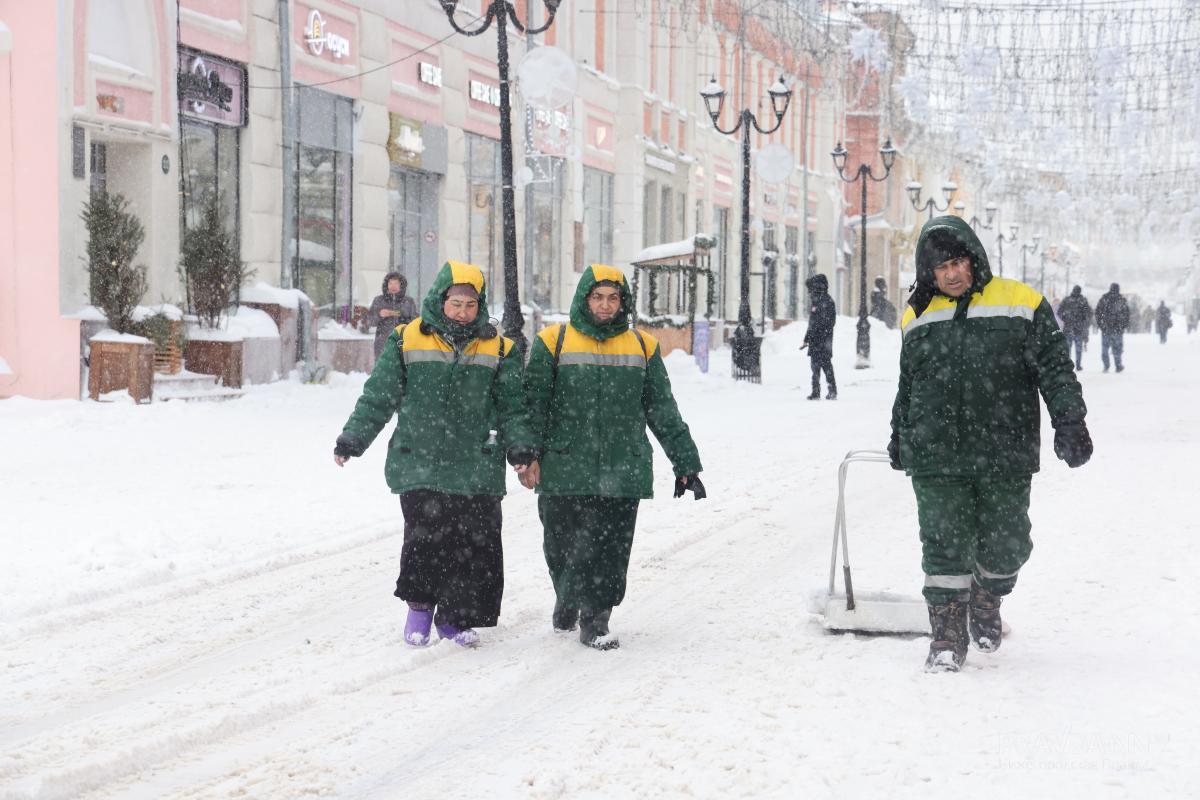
[810,351,836,393]
[395,489,504,628]
[539,495,640,611]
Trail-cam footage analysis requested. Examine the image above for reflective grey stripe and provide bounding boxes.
[924,574,973,589]
[404,350,455,365]
[904,307,956,336]
[975,563,1019,580]
[966,305,1036,322]
[403,349,499,369]
[558,352,647,368]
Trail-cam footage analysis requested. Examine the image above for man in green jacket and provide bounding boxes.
[516,265,704,650]
[888,216,1093,673]
[333,261,530,649]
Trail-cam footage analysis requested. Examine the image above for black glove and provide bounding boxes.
[674,474,707,500]
[334,432,366,459]
[887,433,903,471]
[506,445,541,467]
[1053,422,1093,468]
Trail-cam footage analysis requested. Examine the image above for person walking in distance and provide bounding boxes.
[1094,283,1130,372]
[801,273,837,400]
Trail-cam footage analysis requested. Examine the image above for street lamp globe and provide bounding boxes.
[879,138,897,171]
[768,77,792,120]
[985,202,997,224]
[906,180,922,206]
[831,142,848,174]
[954,201,966,213]
[941,181,957,202]
[700,77,725,124]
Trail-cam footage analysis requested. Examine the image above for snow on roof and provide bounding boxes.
[847,213,894,231]
[631,236,715,267]
[240,281,310,310]
[90,329,152,344]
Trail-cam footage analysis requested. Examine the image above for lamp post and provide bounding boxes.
[831,137,896,368]
[439,0,562,354]
[907,179,957,221]
[1020,234,1041,284]
[701,76,792,382]
[996,220,1018,278]
[955,200,996,233]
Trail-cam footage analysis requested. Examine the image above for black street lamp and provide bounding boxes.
[440,0,562,354]
[907,179,957,221]
[1020,234,1041,284]
[701,76,792,382]
[955,200,996,233]
[831,137,896,368]
[996,219,1018,277]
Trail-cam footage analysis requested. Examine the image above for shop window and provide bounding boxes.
[180,120,239,237]
[295,87,353,318]
[524,157,564,309]
[388,167,441,302]
[466,133,503,301]
[582,166,614,271]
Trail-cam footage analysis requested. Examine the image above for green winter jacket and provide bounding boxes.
[524,264,702,499]
[337,261,531,496]
[891,216,1087,477]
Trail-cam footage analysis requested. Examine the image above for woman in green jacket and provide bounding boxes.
[333,261,530,649]
[519,265,705,650]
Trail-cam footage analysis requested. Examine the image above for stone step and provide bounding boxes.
[153,370,244,402]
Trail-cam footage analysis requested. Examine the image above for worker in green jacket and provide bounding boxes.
[333,261,531,649]
[516,265,705,651]
[888,216,1093,673]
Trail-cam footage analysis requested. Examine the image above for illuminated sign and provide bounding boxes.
[470,80,502,107]
[419,62,442,87]
[305,10,351,59]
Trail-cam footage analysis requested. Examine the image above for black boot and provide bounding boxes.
[969,582,1004,653]
[826,386,838,400]
[807,385,821,400]
[579,608,619,650]
[552,599,579,632]
[924,595,969,672]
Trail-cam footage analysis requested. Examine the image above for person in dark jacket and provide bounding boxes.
[334,261,531,649]
[367,272,419,359]
[1155,301,1173,343]
[1094,283,1130,372]
[517,265,704,650]
[801,273,837,400]
[888,216,1092,673]
[1057,285,1092,370]
[869,276,898,329]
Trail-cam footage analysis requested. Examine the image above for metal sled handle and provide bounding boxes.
[828,449,894,610]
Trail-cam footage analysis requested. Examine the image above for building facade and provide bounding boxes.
[2,0,862,400]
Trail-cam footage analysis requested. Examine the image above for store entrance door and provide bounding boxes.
[389,168,441,302]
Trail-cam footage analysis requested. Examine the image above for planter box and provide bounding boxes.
[243,302,316,378]
[88,339,155,403]
[317,337,374,374]
[241,336,282,384]
[639,323,693,357]
[185,339,244,388]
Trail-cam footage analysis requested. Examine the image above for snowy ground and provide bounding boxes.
[2,319,1198,798]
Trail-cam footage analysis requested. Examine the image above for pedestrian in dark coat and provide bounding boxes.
[1058,285,1092,370]
[334,261,532,649]
[518,265,704,650]
[1094,283,1130,372]
[888,215,1091,673]
[367,272,418,359]
[869,276,898,329]
[802,273,837,399]
[1156,301,1173,343]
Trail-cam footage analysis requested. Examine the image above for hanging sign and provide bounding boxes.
[304,10,351,59]
[178,48,246,126]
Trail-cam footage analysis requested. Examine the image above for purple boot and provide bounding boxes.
[404,607,434,647]
[436,623,480,648]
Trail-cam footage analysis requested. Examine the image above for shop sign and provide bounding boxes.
[470,80,502,108]
[304,10,351,59]
[97,94,124,114]
[419,62,442,87]
[178,48,246,126]
[533,107,570,133]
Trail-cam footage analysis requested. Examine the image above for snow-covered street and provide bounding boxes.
[3,320,1198,799]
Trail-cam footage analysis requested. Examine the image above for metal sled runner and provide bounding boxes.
[822,449,929,636]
